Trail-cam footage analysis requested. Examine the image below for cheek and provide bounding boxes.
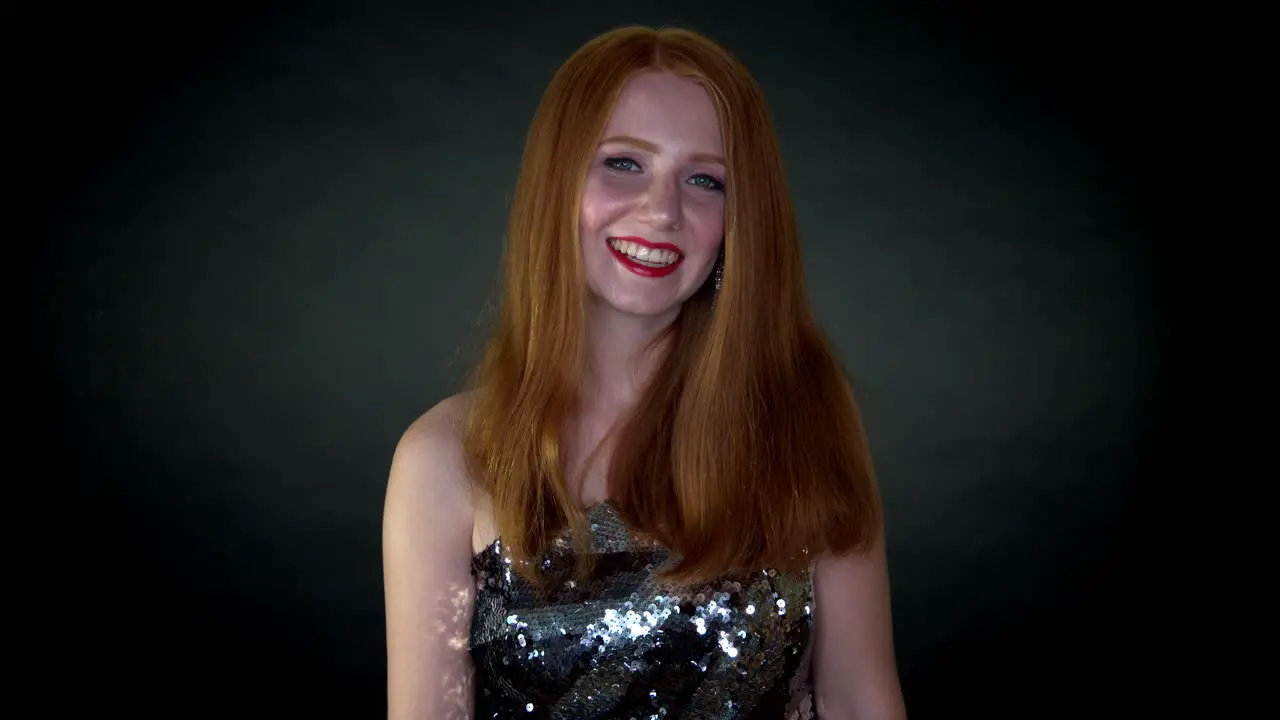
[687,199,726,253]
[579,193,603,235]
[580,176,635,234]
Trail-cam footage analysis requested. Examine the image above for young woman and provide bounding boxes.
[384,25,907,720]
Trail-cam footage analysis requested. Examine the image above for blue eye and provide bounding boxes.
[604,157,641,172]
[690,174,725,192]
[603,156,725,193]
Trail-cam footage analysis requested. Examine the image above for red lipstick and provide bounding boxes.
[607,236,684,278]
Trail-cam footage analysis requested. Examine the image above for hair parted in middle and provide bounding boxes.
[463,25,881,585]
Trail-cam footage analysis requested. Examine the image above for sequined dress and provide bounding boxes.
[469,501,816,719]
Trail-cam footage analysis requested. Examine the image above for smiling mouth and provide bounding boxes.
[607,237,683,267]
[607,236,685,278]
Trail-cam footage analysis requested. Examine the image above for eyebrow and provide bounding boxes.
[600,134,725,165]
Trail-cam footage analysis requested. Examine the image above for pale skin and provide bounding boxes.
[383,70,907,719]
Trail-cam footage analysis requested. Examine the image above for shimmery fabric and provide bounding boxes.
[469,501,815,719]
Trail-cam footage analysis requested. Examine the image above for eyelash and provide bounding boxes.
[603,156,725,192]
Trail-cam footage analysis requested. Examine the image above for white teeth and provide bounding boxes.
[609,238,680,267]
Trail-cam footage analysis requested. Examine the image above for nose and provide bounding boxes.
[638,174,682,230]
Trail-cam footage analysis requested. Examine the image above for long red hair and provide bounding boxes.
[462,25,881,584]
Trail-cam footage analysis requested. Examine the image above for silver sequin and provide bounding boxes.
[469,501,815,718]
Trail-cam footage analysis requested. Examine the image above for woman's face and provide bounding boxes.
[579,70,726,318]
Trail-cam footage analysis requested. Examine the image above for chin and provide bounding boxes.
[591,291,684,319]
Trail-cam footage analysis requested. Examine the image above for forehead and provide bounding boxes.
[602,71,723,154]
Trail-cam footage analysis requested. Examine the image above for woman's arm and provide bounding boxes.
[812,533,908,719]
[383,398,478,720]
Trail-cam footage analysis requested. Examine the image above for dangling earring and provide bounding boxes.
[713,247,725,293]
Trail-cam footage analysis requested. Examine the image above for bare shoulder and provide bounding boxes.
[393,392,475,481]
[397,392,474,461]
[385,392,479,534]
[383,392,482,719]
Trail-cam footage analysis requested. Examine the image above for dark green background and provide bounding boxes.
[35,1,1168,716]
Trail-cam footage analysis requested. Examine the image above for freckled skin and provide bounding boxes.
[579,71,727,320]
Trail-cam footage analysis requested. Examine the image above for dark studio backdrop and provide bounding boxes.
[33,0,1171,716]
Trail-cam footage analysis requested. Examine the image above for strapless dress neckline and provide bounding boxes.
[468,498,817,719]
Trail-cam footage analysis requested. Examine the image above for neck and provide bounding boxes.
[579,294,678,417]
